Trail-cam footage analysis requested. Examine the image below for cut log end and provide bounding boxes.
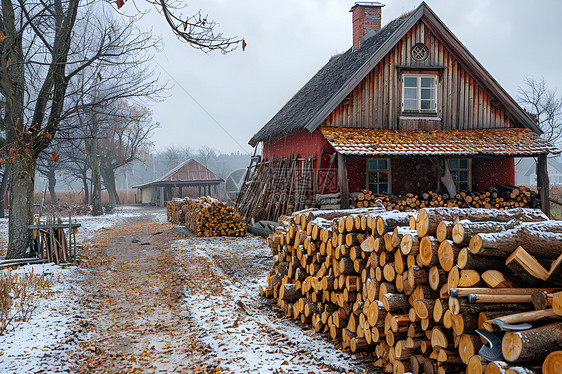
[543,350,562,374]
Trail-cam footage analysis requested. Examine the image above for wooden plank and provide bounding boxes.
[537,154,550,217]
[338,153,349,209]
[452,60,458,129]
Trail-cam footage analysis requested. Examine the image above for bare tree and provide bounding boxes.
[1,1,240,258]
[162,145,192,170]
[195,145,217,168]
[98,101,159,205]
[144,1,243,53]
[518,77,562,148]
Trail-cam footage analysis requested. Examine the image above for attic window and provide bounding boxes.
[411,43,429,62]
[402,74,437,112]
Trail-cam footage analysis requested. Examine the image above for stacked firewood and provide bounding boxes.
[167,198,190,224]
[167,197,246,237]
[236,155,315,222]
[355,186,538,211]
[261,206,562,374]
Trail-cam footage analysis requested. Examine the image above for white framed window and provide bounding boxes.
[366,158,391,194]
[449,158,471,191]
[402,74,437,112]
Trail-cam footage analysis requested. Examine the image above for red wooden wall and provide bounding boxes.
[473,158,515,191]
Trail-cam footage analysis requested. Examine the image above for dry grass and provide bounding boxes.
[34,189,137,205]
[0,270,56,335]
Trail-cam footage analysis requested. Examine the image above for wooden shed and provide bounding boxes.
[247,2,558,216]
[134,159,223,206]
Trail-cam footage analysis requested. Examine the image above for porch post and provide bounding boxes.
[537,154,550,217]
[338,153,349,209]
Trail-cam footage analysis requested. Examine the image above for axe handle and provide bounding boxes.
[452,287,559,298]
[469,294,533,303]
[487,309,561,329]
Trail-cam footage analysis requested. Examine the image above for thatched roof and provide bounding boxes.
[248,14,409,147]
[249,2,541,147]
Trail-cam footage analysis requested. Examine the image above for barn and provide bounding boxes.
[134,159,223,206]
[244,2,557,218]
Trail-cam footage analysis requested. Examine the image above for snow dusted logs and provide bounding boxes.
[355,185,539,211]
[167,197,245,237]
[260,206,562,374]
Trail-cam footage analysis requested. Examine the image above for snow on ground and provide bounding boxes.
[75,206,167,242]
[0,263,78,373]
[0,206,167,373]
[175,236,367,373]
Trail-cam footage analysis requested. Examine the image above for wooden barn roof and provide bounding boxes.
[134,159,223,188]
[249,2,541,147]
[321,127,558,157]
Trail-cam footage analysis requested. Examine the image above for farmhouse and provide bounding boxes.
[134,159,223,206]
[246,2,557,217]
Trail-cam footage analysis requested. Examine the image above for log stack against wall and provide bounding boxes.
[167,197,246,237]
[355,185,538,211]
[261,206,562,373]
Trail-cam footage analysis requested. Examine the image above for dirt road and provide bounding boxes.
[35,206,372,373]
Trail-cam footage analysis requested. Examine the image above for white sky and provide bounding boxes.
[125,0,562,155]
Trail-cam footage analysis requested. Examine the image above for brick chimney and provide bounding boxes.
[351,2,385,51]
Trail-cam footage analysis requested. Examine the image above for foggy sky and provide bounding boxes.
[128,0,562,155]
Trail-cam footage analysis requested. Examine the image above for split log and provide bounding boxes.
[481,270,517,288]
[505,246,549,284]
[458,334,484,364]
[547,253,562,286]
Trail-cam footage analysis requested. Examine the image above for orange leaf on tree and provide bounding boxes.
[242,39,247,51]
[51,152,60,162]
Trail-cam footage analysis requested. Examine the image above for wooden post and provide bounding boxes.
[159,186,164,207]
[179,185,183,198]
[537,154,550,217]
[338,153,349,209]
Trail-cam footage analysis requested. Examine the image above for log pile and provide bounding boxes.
[167,198,189,224]
[167,197,246,237]
[355,186,539,211]
[236,155,315,222]
[261,206,562,373]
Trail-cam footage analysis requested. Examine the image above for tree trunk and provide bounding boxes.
[82,172,89,205]
[0,164,11,219]
[86,140,103,216]
[101,166,120,205]
[47,167,57,204]
[6,156,36,259]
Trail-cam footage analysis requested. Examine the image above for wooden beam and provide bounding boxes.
[537,154,550,217]
[338,153,349,209]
